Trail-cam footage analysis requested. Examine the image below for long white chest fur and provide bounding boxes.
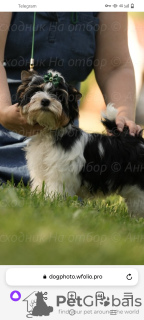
[25,130,88,197]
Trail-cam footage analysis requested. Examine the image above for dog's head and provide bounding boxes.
[17,70,82,130]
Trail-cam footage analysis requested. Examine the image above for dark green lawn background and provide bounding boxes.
[0,183,144,265]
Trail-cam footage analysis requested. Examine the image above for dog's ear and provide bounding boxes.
[67,85,82,122]
[68,85,82,101]
[17,70,37,105]
[21,70,37,83]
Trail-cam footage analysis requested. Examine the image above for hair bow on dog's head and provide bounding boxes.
[44,73,62,88]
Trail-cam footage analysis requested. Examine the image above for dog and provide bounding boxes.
[17,69,144,217]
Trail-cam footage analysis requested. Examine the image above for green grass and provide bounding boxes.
[0,181,144,265]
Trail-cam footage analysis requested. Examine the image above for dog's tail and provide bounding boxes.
[101,103,129,136]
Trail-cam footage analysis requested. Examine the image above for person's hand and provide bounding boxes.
[0,103,43,136]
[115,115,142,136]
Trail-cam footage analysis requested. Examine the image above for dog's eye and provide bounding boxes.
[27,87,43,98]
[19,87,43,106]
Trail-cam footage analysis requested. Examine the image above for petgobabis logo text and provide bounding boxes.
[56,291,142,307]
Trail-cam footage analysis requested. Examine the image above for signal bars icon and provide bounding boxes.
[105,3,134,8]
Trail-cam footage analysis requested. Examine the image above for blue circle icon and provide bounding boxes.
[10,290,21,301]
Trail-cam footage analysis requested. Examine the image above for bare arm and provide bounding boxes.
[94,12,141,135]
[0,12,42,136]
[0,13,12,106]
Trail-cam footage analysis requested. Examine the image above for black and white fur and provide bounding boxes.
[17,70,144,217]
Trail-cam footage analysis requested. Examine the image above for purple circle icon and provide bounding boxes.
[10,290,21,301]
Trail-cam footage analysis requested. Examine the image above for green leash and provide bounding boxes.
[29,12,78,71]
[30,12,36,71]
[71,13,78,24]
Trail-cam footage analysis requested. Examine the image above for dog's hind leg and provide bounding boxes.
[120,185,144,217]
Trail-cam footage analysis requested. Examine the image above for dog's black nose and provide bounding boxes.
[41,98,50,107]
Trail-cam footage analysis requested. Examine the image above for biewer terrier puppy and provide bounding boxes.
[17,70,144,217]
